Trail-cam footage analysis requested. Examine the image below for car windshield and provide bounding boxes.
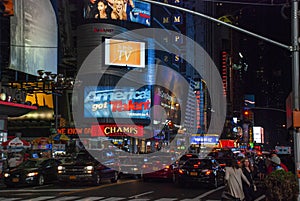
[76,153,95,163]
[183,159,212,169]
[18,159,43,168]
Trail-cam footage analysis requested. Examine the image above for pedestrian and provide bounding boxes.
[241,158,256,201]
[223,159,251,201]
[266,155,288,174]
[256,156,266,181]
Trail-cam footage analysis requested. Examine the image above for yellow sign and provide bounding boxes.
[105,39,145,68]
[25,93,53,108]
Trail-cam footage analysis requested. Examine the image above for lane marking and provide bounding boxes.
[48,196,80,201]
[0,189,80,192]
[59,179,137,196]
[193,186,225,199]
[22,196,56,201]
[73,197,104,201]
[254,195,266,201]
[99,198,125,201]
[129,191,154,199]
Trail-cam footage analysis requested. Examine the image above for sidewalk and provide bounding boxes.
[253,179,266,201]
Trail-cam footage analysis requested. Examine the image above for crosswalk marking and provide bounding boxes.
[50,196,81,201]
[74,197,105,201]
[0,197,210,201]
[99,198,125,201]
[22,196,56,201]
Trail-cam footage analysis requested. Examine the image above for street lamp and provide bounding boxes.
[36,70,74,132]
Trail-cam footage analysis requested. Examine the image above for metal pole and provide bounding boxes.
[291,1,300,200]
[142,0,291,51]
[55,94,58,132]
[143,0,300,196]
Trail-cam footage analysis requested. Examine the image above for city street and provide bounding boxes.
[0,178,266,201]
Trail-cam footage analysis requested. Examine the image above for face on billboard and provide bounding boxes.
[83,0,151,26]
[84,86,151,119]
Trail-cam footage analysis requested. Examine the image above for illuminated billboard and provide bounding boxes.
[83,0,151,26]
[104,38,145,68]
[153,85,181,124]
[91,124,144,137]
[84,86,151,119]
[10,0,58,75]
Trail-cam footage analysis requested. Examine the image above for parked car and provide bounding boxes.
[3,158,61,187]
[57,151,118,185]
[142,153,177,181]
[172,157,225,188]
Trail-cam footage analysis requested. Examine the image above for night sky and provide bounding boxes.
[237,1,292,146]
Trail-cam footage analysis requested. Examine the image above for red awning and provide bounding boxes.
[0,100,37,117]
[2,137,31,147]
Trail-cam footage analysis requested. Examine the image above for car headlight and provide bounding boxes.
[57,166,65,171]
[85,166,94,171]
[27,172,39,177]
[84,165,94,173]
[4,173,10,177]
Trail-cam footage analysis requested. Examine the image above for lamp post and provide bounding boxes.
[37,70,74,133]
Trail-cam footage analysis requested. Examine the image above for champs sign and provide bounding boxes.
[91,124,144,137]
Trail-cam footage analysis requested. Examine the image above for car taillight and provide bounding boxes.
[178,169,184,174]
[205,170,213,175]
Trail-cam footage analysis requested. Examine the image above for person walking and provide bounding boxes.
[241,158,256,201]
[256,156,266,181]
[223,159,251,201]
[266,155,288,174]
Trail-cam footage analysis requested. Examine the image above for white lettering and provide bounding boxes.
[85,88,150,103]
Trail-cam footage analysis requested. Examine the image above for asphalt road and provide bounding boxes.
[0,178,266,201]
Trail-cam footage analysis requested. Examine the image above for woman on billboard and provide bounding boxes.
[95,0,108,19]
[111,0,127,20]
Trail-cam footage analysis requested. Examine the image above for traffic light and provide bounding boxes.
[243,110,250,121]
[244,110,249,116]
[0,0,14,16]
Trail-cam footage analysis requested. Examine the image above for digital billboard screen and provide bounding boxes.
[84,86,151,119]
[104,38,145,68]
[10,0,58,75]
[83,0,151,26]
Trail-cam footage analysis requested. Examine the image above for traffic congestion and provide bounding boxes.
[0,144,288,201]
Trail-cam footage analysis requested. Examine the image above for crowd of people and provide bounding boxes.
[221,151,290,201]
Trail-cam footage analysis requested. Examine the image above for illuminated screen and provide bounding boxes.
[10,0,58,75]
[105,38,145,68]
[83,0,151,26]
[190,135,219,145]
[84,86,151,119]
